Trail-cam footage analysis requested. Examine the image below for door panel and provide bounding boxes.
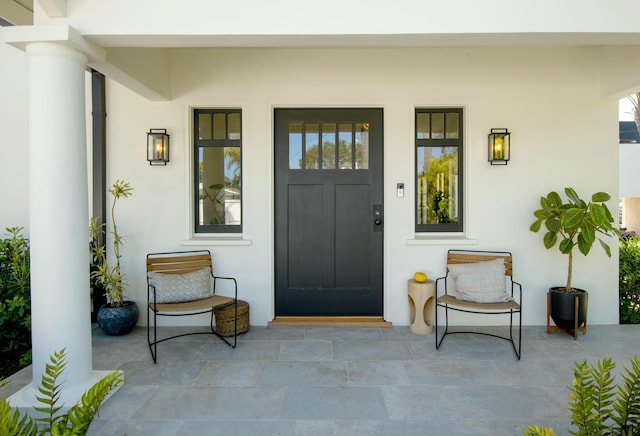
[275,108,383,316]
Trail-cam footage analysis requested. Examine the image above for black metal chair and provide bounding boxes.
[434,249,522,360]
[146,250,238,363]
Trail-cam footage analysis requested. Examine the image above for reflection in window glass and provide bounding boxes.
[213,114,226,140]
[339,124,352,169]
[431,113,444,139]
[416,146,458,225]
[199,114,211,140]
[228,113,241,140]
[445,113,459,139]
[289,124,302,169]
[199,146,241,226]
[355,123,369,169]
[322,124,336,169]
[306,124,320,169]
[416,113,430,139]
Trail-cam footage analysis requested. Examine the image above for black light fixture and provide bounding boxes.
[147,128,170,166]
[488,128,510,165]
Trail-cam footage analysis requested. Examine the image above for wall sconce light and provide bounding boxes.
[488,128,510,165]
[147,128,170,166]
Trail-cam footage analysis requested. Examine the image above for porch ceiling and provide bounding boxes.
[85,32,640,48]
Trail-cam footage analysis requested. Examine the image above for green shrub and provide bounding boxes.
[620,236,640,324]
[0,227,31,378]
[524,356,640,436]
[0,348,123,436]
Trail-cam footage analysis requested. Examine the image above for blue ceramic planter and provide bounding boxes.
[97,301,139,336]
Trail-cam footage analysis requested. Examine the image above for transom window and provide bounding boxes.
[415,108,463,232]
[288,122,369,170]
[194,109,242,233]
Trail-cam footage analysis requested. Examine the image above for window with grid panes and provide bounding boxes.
[415,108,463,232]
[194,109,242,233]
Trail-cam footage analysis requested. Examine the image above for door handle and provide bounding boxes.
[373,205,383,232]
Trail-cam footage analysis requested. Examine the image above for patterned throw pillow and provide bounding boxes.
[148,267,213,303]
[447,258,511,303]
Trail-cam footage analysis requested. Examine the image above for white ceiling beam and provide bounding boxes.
[0,0,33,25]
[36,0,65,17]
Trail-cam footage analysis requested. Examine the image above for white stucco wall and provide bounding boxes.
[97,46,620,327]
[0,40,29,233]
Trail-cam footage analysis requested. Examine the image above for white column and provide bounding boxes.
[25,42,92,390]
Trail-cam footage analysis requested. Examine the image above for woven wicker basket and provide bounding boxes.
[214,300,250,337]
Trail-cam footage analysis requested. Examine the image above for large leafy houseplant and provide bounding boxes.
[89,180,133,307]
[530,187,619,292]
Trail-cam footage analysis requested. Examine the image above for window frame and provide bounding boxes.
[193,108,243,234]
[415,107,464,233]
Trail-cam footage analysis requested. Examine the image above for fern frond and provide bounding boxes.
[522,425,558,436]
[60,371,123,435]
[0,397,38,436]
[34,348,67,427]
[611,356,640,433]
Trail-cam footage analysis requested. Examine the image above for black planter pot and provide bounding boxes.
[549,286,588,330]
[97,301,139,336]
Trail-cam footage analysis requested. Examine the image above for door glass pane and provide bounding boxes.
[213,114,226,140]
[305,124,319,169]
[289,123,302,169]
[338,124,353,169]
[445,113,459,139]
[355,123,369,169]
[198,146,241,226]
[416,113,430,139]
[416,146,458,225]
[322,124,336,169]
[198,114,211,140]
[228,113,241,139]
[431,113,444,139]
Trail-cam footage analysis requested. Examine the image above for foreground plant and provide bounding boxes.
[0,226,31,378]
[524,356,640,436]
[0,348,123,435]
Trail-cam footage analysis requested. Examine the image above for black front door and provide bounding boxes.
[274,108,384,316]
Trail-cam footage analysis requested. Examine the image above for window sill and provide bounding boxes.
[406,235,478,246]
[181,236,252,246]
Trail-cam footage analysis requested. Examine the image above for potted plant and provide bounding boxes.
[530,187,619,332]
[89,179,138,336]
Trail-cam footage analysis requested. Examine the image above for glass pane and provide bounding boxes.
[198,114,211,140]
[228,113,241,139]
[338,124,352,169]
[416,146,458,225]
[198,146,241,226]
[355,123,369,169]
[305,124,319,169]
[213,114,226,140]
[322,124,336,169]
[289,124,302,169]
[416,113,430,139]
[445,113,459,139]
[431,113,444,139]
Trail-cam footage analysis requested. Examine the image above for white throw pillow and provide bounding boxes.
[148,267,213,303]
[447,258,511,303]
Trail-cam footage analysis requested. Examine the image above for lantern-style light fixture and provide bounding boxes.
[488,128,511,165]
[147,128,170,166]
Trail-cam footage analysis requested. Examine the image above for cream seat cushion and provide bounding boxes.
[447,258,511,303]
[148,267,213,303]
